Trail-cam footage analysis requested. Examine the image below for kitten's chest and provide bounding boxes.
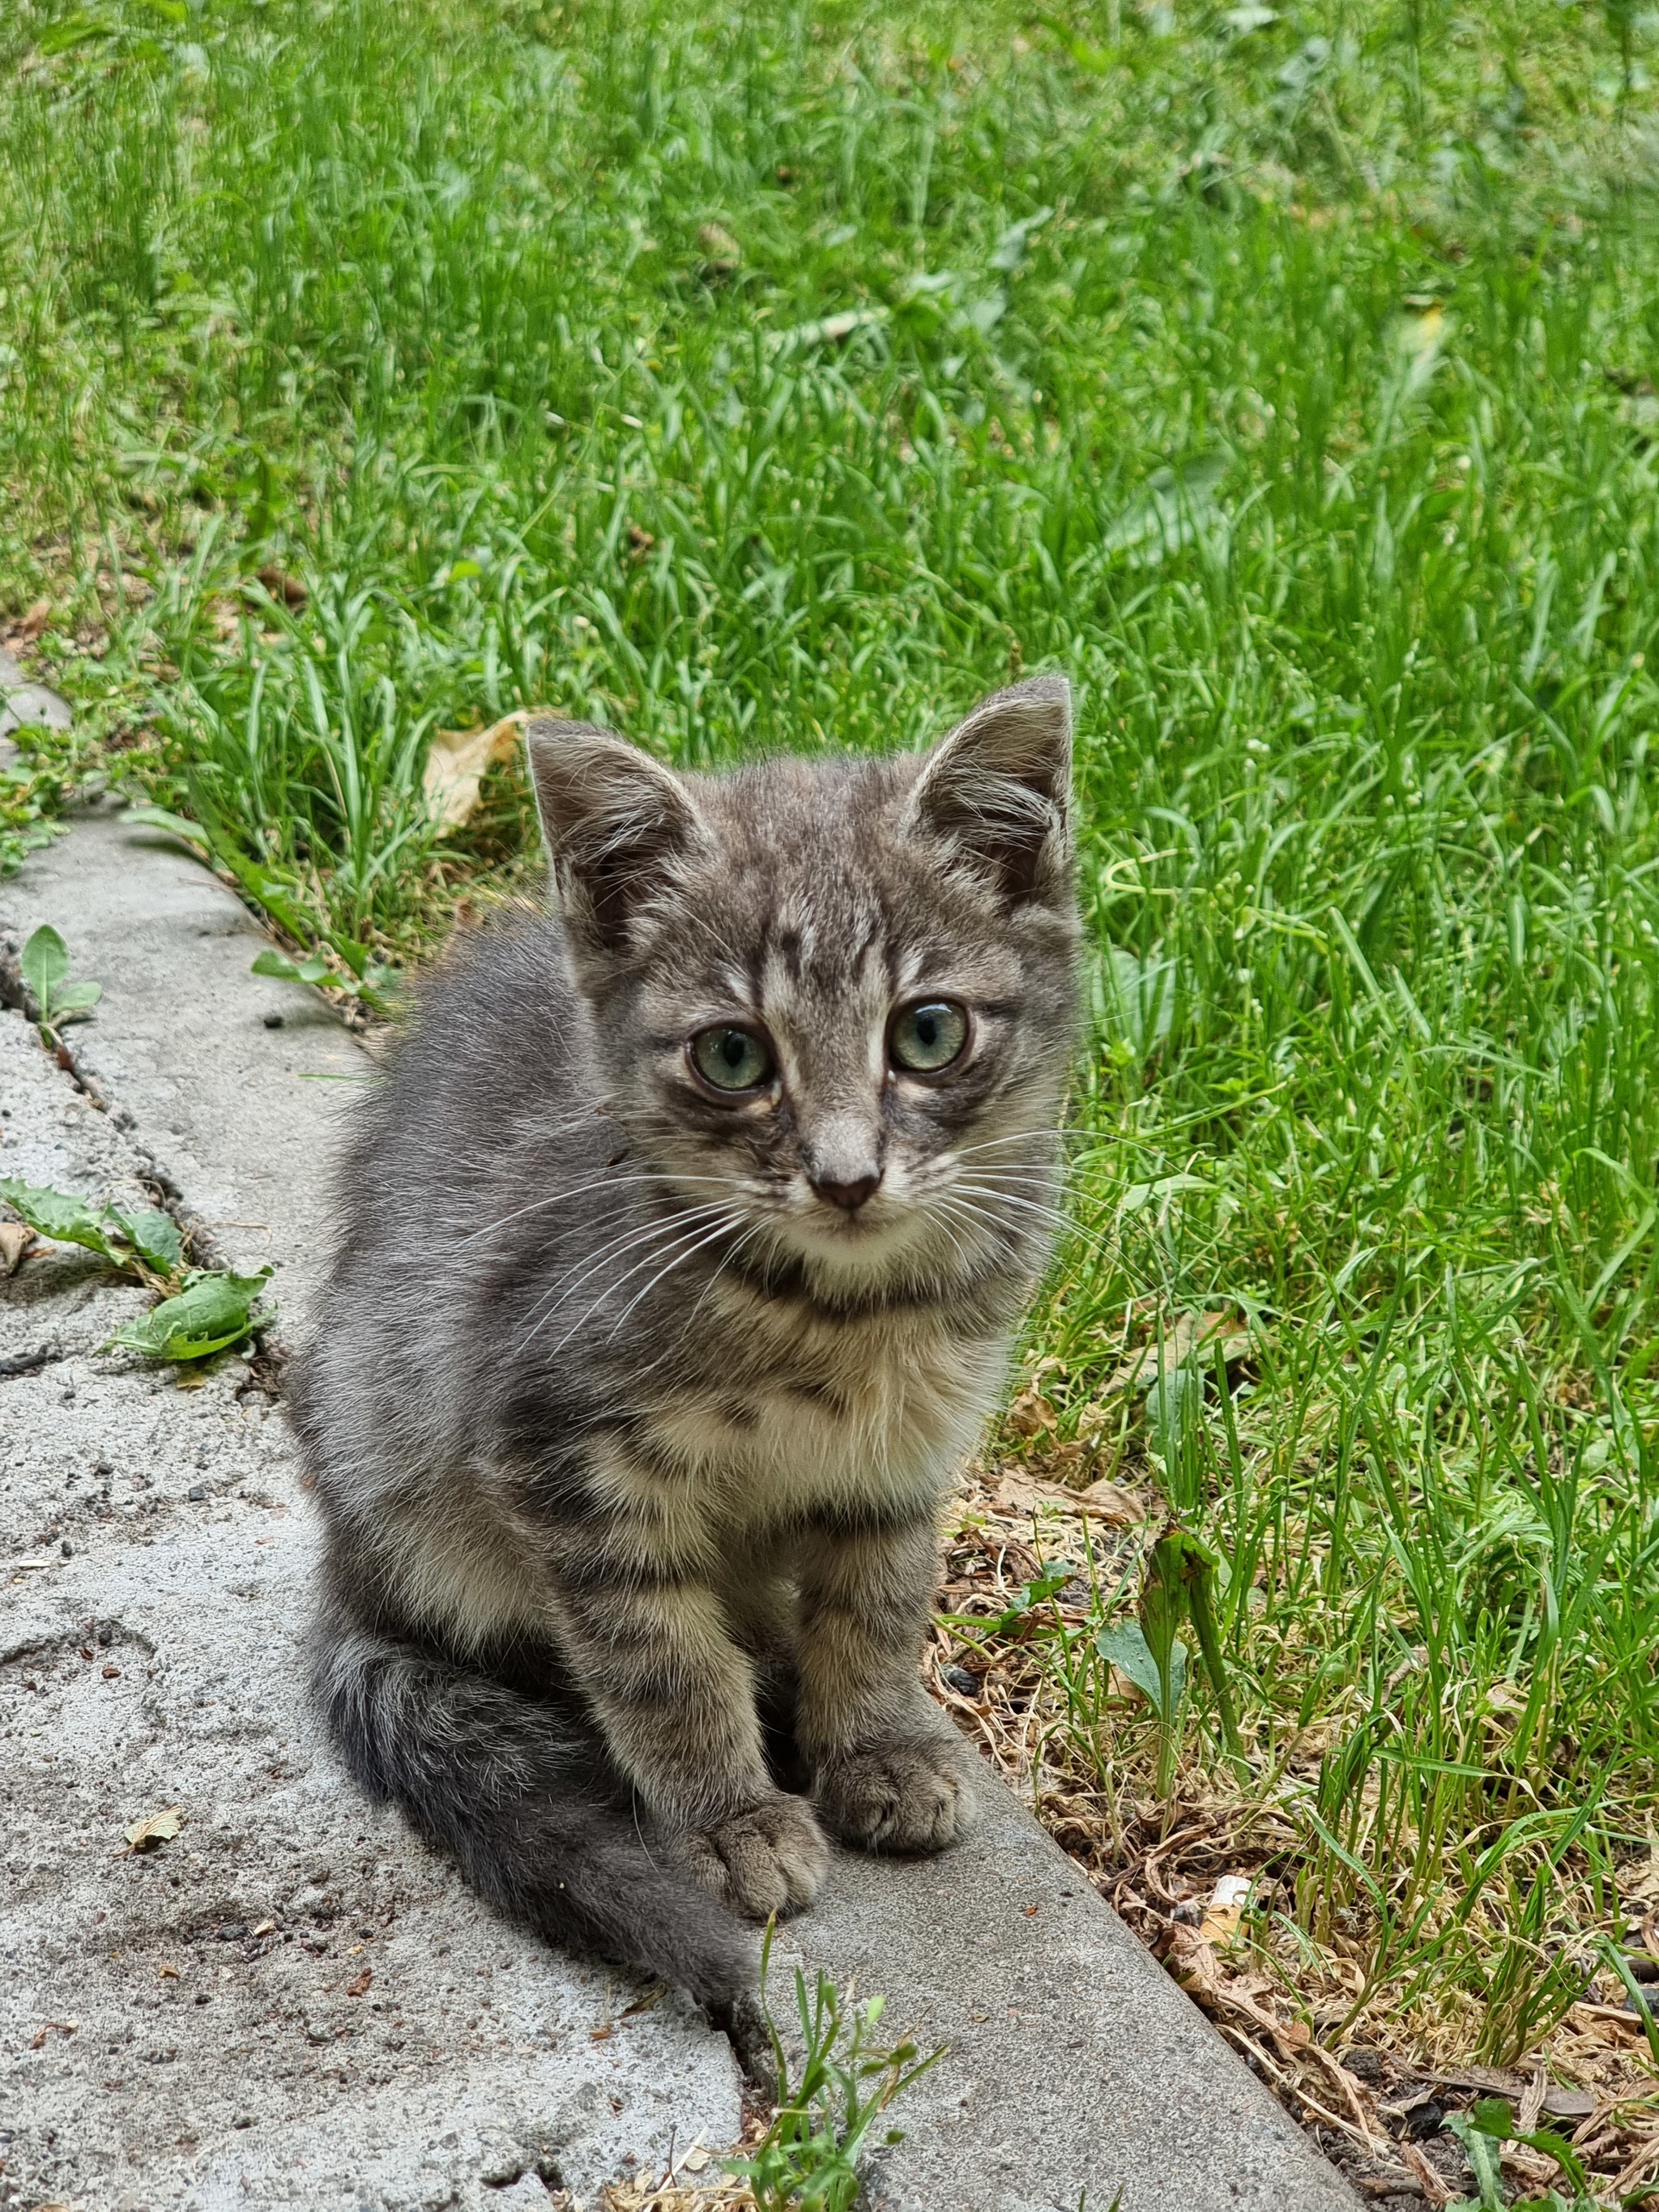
[641,1296,1006,1519]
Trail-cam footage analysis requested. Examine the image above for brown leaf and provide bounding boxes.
[123,1804,186,1852]
[1004,1387,1058,1437]
[1077,1476,1151,1524]
[253,565,308,607]
[0,1221,38,1275]
[424,710,532,832]
[101,1664,121,1680]
[1103,1311,1250,1396]
[12,599,52,642]
[992,1468,1147,1525]
[344,1968,373,1997]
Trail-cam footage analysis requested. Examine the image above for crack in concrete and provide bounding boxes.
[0,1340,66,1379]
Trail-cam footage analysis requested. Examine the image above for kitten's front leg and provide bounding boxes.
[550,1513,827,1920]
[795,1505,979,1854]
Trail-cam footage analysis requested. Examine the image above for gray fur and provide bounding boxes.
[292,676,1080,2010]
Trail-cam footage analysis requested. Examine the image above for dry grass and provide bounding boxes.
[927,1428,1659,2204]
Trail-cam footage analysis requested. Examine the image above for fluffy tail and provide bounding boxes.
[310,1617,758,2010]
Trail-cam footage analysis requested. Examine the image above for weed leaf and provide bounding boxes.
[108,1204,184,1279]
[20,923,69,1003]
[0,1177,120,1262]
[106,1268,272,1362]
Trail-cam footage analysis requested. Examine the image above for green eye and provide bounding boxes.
[890,1000,968,1074]
[691,1025,774,1092]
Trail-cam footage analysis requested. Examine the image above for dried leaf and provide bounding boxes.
[124,1804,186,1851]
[252,565,308,607]
[992,1468,1148,1524]
[344,1968,373,1997]
[424,711,531,831]
[1077,1476,1150,1523]
[1104,1311,1250,1396]
[1004,1387,1058,1437]
[0,1221,36,1274]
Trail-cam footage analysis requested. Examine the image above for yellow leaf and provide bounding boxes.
[0,1221,36,1275]
[124,1804,186,1851]
[423,711,534,832]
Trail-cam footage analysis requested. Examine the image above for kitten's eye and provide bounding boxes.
[691,1025,774,1093]
[889,999,969,1075]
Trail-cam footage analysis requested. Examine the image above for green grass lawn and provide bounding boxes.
[6,0,1659,2189]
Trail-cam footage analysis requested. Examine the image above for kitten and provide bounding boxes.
[292,676,1079,2010]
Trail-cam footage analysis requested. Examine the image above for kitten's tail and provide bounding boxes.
[310,1618,758,2011]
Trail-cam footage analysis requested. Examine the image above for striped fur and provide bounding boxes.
[292,677,1079,2009]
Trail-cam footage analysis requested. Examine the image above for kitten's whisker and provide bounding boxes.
[514,1203,738,1350]
[940,1127,1115,1187]
[949,1182,1117,1259]
[632,1221,768,1378]
[918,1197,982,1276]
[532,1207,746,1358]
[599,1213,749,1347]
[459,1169,751,1247]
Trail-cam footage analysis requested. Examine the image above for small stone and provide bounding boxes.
[187,1485,206,1502]
[940,1664,981,1697]
[60,1540,72,1558]
[262,1012,284,1029]
[1341,2045,1386,2085]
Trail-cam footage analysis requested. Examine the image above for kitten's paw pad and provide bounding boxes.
[685,1796,829,1921]
[815,1736,979,1854]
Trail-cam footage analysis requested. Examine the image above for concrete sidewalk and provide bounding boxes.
[0,778,1356,2212]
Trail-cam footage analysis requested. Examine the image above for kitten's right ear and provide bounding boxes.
[524,719,706,957]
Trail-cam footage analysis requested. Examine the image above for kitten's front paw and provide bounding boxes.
[815,1733,979,1854]
[684,1795,829,1921]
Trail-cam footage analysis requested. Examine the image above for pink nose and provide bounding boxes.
[812,1173,880,1213]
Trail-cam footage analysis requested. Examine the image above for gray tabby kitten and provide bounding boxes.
[293,675,1078,2010]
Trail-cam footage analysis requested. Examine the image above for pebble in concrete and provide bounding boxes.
[1,796,1358,2212]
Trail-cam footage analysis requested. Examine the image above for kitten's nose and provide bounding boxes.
[812,1171,881,1213]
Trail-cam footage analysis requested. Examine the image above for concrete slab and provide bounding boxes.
[0,793,372,1309]
[0,646,72,741]
[1,803,1357,2212]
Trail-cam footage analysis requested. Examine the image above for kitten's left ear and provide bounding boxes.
[902,675,1073,906]
[524,718,707,957]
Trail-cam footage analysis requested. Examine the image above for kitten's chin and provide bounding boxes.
[769,1204,957,1290]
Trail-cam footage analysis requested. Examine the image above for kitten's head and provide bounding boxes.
[525,680,1079,1296]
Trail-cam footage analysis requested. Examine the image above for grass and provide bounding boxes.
[6,0,1659,2194]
